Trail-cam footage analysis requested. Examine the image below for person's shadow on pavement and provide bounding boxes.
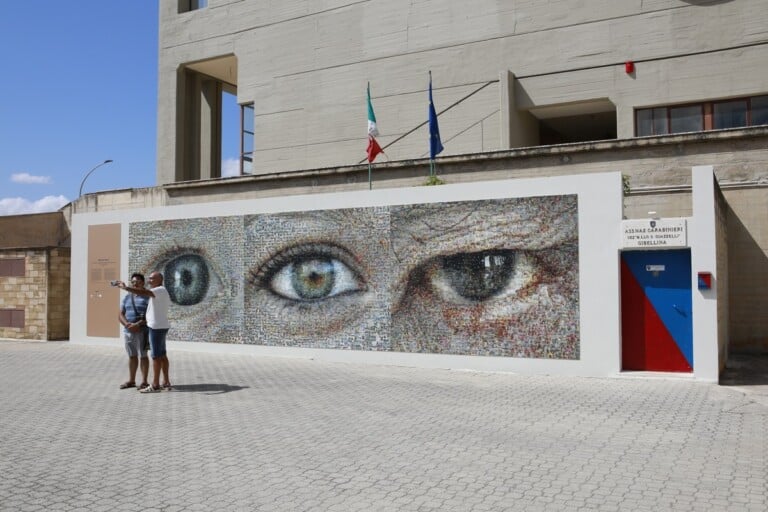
[170,384,248,395]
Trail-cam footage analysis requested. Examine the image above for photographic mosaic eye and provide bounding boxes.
[164,253,210,306]
[409,249,535,305]
[435,250,520,302]
[251,243,366,303]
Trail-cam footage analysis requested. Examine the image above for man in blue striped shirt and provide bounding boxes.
[118,273,150,390]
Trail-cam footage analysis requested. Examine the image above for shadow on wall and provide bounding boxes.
[720,353,768,386]
[727,210,768,353]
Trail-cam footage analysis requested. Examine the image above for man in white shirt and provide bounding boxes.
[118,271,172,393]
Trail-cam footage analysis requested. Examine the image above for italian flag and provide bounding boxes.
[367,83,383,163]
[367,82,379,137]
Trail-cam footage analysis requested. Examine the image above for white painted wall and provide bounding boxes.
[690,166,722,382]
[71,172,625,377]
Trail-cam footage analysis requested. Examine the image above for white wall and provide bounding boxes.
[71,172,625,377]
[690,166,723,382]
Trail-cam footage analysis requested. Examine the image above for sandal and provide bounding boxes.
[162,383,173,391]
[119,382,136,389]
[138,383,149,390]
[139,385,162,393]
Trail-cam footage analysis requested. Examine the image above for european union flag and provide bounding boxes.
[428,72,444,160]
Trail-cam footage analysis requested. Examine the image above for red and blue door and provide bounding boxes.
[620,249,693,372]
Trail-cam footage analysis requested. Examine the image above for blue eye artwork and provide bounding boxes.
[164,252,210,306]
[251,243,367,302]
[130,194,579,358]
[128,216,243,344]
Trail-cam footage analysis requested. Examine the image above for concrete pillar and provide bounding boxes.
[499,70,539,149]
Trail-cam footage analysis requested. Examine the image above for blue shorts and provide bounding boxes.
[148,328,169,358]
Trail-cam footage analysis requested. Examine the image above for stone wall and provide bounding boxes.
[47,248,71,340]
[0,248,70,341]
[0,250,48,340]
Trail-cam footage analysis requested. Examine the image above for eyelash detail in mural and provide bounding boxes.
[249,242,368,303]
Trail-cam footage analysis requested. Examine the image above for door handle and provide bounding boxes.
[672,304,686,316]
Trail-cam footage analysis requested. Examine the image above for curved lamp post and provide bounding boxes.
[78,159,113,198]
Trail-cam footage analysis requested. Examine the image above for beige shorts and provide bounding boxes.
[123,329,149,358]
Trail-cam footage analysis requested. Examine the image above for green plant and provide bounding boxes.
[622,174,631,196]
[423,175,445,186]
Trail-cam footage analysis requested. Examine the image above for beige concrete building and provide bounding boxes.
[151,0,767,355]
[62,1,768,373]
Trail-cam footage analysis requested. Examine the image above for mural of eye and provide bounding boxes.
[252,243,366,303]
[435,250,519,301]
[147,247,225,308]
[420,249,535,305]
[164,253,210,305]
[130,217,242,344]
[270,257,360,301]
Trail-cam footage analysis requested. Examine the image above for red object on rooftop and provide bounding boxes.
[625,61,635,74]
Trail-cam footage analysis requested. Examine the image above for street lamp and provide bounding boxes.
[78,159,114,198]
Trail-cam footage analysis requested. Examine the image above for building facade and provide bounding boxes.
[0,213,71,341]
[150,0,768,353]
[65,0,768,380]
[157,0,768,181]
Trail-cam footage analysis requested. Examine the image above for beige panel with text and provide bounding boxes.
[87,224,121,337]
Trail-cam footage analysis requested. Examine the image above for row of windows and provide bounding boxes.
[636,95,768,136]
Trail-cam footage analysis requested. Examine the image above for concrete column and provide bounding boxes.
[499,70,539,149]
[690,165,721,382]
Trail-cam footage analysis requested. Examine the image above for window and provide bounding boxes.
[669,105,703,133]
[241,103,254,175]
[179,0,207,13]
[753,96,768,126]
[0,258,25,277]
[0,309,24,328]
[177,55,239,181]
[636,94,768,136]
[714,100,747,129]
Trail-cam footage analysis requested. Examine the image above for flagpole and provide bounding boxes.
[368,162,372,190]
[428,70,443,182]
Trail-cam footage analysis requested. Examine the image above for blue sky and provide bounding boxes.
[0,2,160,215]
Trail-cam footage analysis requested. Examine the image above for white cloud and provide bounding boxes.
[11,172,52,185]
[0,195,69,216]
[221,158,240,178]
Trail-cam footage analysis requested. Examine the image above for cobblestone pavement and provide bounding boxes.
[0,341,766,512]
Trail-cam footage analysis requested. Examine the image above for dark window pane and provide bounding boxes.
[714,100,747,129]
[636,109,653,136]
[751,96,768,126]
[241,103,255,175]
[670,105,702,133]
[637,108,668,136]
[652,108,668,135]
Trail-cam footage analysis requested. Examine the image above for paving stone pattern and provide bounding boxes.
[0,341,766,512]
